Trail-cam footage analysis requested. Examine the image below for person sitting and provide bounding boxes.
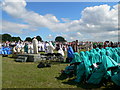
[87,51,118,85]
[66,45,74,63]
[62,52,81,78]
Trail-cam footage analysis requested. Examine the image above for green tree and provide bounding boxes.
[2,34,12,42]
[11,37,21,42]
[25,37,32,42]
[55,36,66,42]
[36,36,42,41]
[0,34,2,42]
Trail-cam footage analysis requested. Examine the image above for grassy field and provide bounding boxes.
[2,54,118,89]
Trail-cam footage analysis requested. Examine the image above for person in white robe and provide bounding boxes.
[45,42,49,53]
[38,41,42,52]
[20,42,25,54]
[32,37,38,54]
[13,46,17,54]
[29,42,33,54]
[16,42,21,53]
[41,42,45,51]
[58,46,64,56]
[47,42,55,53]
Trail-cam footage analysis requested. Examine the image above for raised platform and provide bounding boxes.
[16,53,64,62]
[16,54,42,62]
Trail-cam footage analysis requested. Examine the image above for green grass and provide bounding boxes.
[2,54,117,88]
[2,56,74,88]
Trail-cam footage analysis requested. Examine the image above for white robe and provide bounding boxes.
[47,42,55,53]
[16,44,21,53]
[58,47,64,56]
[29,44,33,54]
[32,38,38,54]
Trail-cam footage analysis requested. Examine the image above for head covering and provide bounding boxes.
[106,50,112,58]
[101,51,118,70]
[70,52,81,64]
[85,51,90,59]
[89,52,96,65]
[96,48,101,53]
[112,52,120,63]
[67,46,74,58]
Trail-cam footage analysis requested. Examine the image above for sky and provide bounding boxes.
[1,0,120,42]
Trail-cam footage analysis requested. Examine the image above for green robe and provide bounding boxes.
[111,68,120,86]
[24,44,28,53]
[89,53,96,65]
[65,52,81,75]
[70,52,81,64]
[88,51,118,84]
[112,52,120,63]
[75,52,91,82]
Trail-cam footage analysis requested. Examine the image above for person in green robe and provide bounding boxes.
[24,43,28,53]
[112,52,120,63]
[111,68,120,86]
[96,48,101,53]
[83,54,92,80]
[64,52,81,76]
[94,51,101,63]
[89,52,96,65]
[117,48,120,56]
[87,51,118,85]
[85,51,90,60]
[75,51,91,82]
[106,50,113,58]
[74,51,85,82]
[70,52,82,64]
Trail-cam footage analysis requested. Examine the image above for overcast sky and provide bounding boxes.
[1,0,120,42]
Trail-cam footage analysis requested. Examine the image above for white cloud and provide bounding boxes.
[1,0,119,41]
[61,18,71,22]
[2,20,30,34]
[46,34,54,40]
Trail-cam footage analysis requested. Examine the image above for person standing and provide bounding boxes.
[24,43,28,54]
[32,36,38,54]
[47,42,55,53]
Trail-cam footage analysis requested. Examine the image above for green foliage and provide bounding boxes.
[32,36,42,41]
[0,34,2,42]
[36,36,42,41]
[2,34,12,42]
[25,37,32,42]
[55,36,66,42]
[2,34,21,42]
[1,33,43,42]
[11,37,21,42]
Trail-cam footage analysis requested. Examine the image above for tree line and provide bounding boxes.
[0,34,66,42]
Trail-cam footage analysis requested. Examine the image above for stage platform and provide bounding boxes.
[16,54,42,62]
[16,53,64,62]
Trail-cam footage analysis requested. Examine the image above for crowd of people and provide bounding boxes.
[0,38,120,57]
[63,46,120,86]
[1,36,120,86]
[0,37,66,56]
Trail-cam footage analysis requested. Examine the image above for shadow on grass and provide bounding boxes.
[60,77,120,89]
[55,73,68,80]
[62,79,101,89]
[56,73,101,89]
[56,73,120,89]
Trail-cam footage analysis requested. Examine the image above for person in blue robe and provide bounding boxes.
[66,46,74,62]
